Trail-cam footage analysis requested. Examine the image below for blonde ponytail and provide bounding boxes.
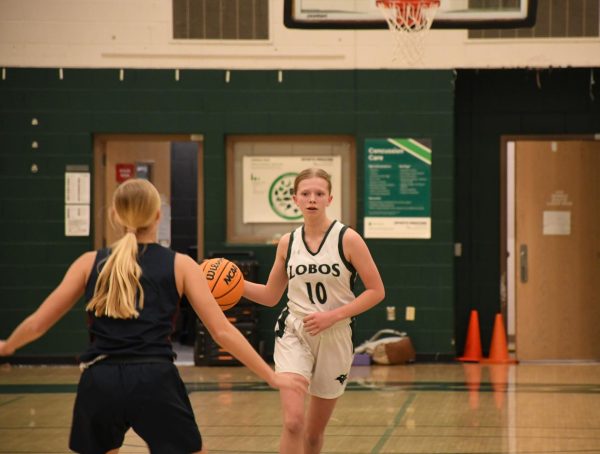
[86,179,160,319]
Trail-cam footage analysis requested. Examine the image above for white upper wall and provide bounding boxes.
[0,0,598,69]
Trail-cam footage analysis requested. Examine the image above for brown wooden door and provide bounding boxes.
[515,140,600,360]
[93,134,205,258]
[102,141,171,246]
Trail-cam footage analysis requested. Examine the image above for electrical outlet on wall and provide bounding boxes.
[386,306,396,321]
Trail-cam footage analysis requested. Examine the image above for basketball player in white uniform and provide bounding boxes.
[244,168,385,454]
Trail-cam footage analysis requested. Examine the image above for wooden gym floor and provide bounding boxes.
[1,361,599,453]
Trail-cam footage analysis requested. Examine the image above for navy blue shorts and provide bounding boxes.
[69,360,202,454]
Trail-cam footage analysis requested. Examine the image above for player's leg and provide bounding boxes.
[69,365,129,454]
[304,395,338,454]
[303,323,353,453]
[128,363,203,454]
[273,312,313,454]
[279,372,309,454]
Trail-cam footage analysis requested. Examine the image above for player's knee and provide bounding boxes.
[282,412,304,435]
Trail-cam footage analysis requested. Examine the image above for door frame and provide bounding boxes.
[500,134,598,353]
[93,134,205,260]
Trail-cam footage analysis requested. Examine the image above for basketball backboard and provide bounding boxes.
[284,0,537,29]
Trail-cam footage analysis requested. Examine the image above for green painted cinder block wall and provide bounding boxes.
[0,68,455,359]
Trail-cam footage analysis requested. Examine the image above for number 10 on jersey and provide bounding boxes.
[306,282,327,304]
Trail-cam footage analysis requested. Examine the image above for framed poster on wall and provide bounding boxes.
[242,155,342,223]
[227,135,356,244]
[364,138,432,239]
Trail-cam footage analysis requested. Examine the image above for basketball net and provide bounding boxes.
[375,0,440,64]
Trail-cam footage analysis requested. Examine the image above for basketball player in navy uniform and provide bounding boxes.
[244,168,385,454]
[0,178,306,454]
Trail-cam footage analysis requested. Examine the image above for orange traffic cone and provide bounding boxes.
[483,313,518,364]
[457,310,482,362]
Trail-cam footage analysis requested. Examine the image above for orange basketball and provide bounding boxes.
[200,257,244,310]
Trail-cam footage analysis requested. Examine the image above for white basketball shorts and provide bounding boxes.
[273,308,353,399]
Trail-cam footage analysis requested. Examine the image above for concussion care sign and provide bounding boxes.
[364,138,432,239]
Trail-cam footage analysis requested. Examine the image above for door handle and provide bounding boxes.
[520,244,528,283]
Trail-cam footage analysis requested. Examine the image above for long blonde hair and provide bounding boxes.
[86,179,161,319]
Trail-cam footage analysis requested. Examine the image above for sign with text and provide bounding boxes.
[364,138,432,239]
[116,163,135,183]
[65,171,90,237]
[243,156,342,223]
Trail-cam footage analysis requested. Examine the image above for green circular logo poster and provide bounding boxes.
[268,172,301,220]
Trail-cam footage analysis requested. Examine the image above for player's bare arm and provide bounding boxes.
[0,251,95,355]
[177,253,306,395]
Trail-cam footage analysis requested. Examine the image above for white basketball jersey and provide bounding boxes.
[286,221,356,318]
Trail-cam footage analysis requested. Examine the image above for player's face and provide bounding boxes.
[293,177,332,216]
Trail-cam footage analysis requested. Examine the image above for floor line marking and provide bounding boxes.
[371,392,416,454]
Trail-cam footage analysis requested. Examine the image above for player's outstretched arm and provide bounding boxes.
[242,233,290,307]
[177,253,306,394]
[0,252,95,356]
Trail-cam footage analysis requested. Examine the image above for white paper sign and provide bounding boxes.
[65,205,90,236]
[243,156,342,223]
[65,172,90,204]
[543,210,571,235]
[65,171,91,237]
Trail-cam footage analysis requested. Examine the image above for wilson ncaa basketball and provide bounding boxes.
[200,257,244,310]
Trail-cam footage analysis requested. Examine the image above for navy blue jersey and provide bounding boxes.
[80,243,180,361]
